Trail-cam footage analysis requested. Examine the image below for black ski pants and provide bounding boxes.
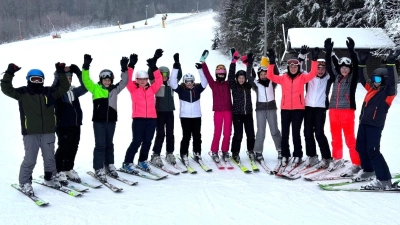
[55,126,81,172]
[152,111,175,155]
[180,117,202,156]
[231,114,255,155]
[303,107,331,159]
[281,109,304,158]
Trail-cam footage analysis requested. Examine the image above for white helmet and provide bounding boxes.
[338,57,352,66]
[182,73,195,83]
[136,70,148,79]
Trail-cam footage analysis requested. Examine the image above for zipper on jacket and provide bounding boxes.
[39,95,44,133]
[291,79,294,109]
[373,107,378,120]
[106,91,110,122]
[145,89,148,117]
[264,87,268,110]
[69,92,78,126]
[243,89,246,114]
[345,94,350,104]
[335,80,342,108]
[25,116,28,129]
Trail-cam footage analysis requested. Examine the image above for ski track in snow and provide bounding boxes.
[1,10,400,225]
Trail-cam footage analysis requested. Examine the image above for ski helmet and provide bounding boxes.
[159,66,170,78]
[99,69,114,84]
[26,69,44,81]
[136,70,149,79]
[183,73,195,83]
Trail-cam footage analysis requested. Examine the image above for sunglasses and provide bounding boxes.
[137,78,148,81]
[372,76,382,83]
[99,71,114,79]
[287,59,300,66]
[29,76,44,83]
[161,72,168,77]
[258,66,267,72]
[318,61,326,67]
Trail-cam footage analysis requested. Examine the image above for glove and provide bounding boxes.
[128,54,138,68]
[247,53,254,65]
[173,53,180,69]
[298,45,309,61]
[55,62,66,73]
[5,63,21,75]
[241,55,248,66]
[199,50,209,62]
[311,47,320,61]
[153,49,163,61]
[387,49,400,65]
[82,54,92,70]
[230,48,239,63]
[174,53,179,63]
[147,58,158,72]
[120,57,129,72]
[267,49,276,64]
[195,63,202,69]
[346,37,355,53]
[324,38,334,54]
[69,64,80,74]
[358,50,369,65]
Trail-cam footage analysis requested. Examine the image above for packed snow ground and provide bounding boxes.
[1,11,400,225]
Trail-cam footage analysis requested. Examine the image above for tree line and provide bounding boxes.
[0,0,218,43]
[214,0,400,60]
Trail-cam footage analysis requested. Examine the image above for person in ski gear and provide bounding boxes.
[122,51,163,173]
[169,52,208,166]
[353,50,399,189]
[52,64,88,185]
[149,50,182,167]
[266,47,319,167]
[324,37,361,176]
[1,62,71,195]
[227,51,255,163]
[246,51,282,163]
[81,54,128,183]
[201,49,232,163]
[302,46,335,169]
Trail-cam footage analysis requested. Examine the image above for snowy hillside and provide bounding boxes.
[1,11,400,225]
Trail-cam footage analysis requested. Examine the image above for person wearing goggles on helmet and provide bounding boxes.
[81,54,128,183]
[147,50,182,168]
[169,52,208,167]
[244,51,282,166]
[301,47,336,170]
[266,47,320,171]
[200,49,233,164]
[354,50,400,189]
[1,62,71,195]
[225,50,256,165]
[51,64,88,185]
[122,50,164,174]
[324,37,362,177]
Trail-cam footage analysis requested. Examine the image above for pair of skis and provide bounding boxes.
[208,151,234,170]
[117,164,168,181]
[318,174,400,192]
[175,154,212,173]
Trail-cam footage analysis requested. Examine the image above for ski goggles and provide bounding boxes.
[318,61,326,67]
[372,76,382,83]
[184,79,194,84]
[29,76,44,83]
[258,66,267,73]
[287,59,300,66]
[161,72,169,77]
[99,71,114,79]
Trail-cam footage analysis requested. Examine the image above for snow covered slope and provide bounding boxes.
[0,11,400,225]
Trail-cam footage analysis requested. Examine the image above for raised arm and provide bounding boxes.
[201,62,215,89]
[324,38,338,80]
[115,57,129,94]
[69,64,87,97]
[357,50,369,89]
[302,47,320,83]
[245,53,257,88]
[0,64,22,100]
[266,49,283,84]
[81,54,97,93]
[228,62,237,89]
[127,53,139,93]
[52,63,71,99]
[347,37,359,87]
[385,50,400,96]
[197,63,208,89]
[147,58,163,93]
